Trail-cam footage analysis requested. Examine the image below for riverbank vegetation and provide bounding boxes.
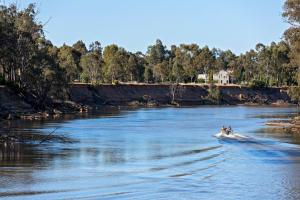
[0,0,299,105]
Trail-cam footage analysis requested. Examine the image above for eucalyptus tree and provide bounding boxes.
[72,40,88,56]
[283,0,300,84]
[146,39,168,66]
[153,60,171,82]
[127,55,139,82]
[215,49,237,71]
[103,44,130,82]
[80,42,103,84]
[144,66,154,83]
[58,45,81,82]
[179,44,200,82]
[0,3,42,85]
[194,46,216,82]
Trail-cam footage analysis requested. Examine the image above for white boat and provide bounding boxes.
[214,128,249,140]
[214,132,249,140]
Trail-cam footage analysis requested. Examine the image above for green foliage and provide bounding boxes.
[197,78,205,83]
[146,39,167,66]
[282,0,300,108]
[80,51,102,84]
[80,71,89,83]
[73,40,88,56]
[112,79,119,85]
[58,45,81,81]
[0,3,68,107]
[144,67,154,83]
[283,0,300,26]
[250,79,268,88]
[288,86,300,104]
[207,85,221,103]
[172,60,185,83]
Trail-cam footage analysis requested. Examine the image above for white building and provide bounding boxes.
[198,70,232,84]
[214,70,230,84]
[197,73,209,83]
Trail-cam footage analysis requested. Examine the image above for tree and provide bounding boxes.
[103,44,128,82]
[283,0,300,84]
[195,46,216,76]
[239,50,258,84]
[58,45,81,82]
[127,55,138,82]
[144,66,154,83]
[215,49,236,71]
[179,44,199,82]
[80,53,102,84]
[283,0,300,26]
[0,3,42,85]
[153,60,171,82]
[80,42,103,84]
[172,60,184,83]
[73,40,87,56]
[146,39,168,66]
[169,83,185,105]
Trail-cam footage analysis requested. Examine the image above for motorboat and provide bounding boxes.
[214,127,249,140]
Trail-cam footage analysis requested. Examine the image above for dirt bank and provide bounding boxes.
[69,84,291,106]
[0,86,34,120]
[0,84,293,120]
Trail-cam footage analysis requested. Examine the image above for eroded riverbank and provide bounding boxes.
[0,84,293,121]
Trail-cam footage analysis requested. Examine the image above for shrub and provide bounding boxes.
[112,80,119,85]
[80,72,89,83]
[208,84,221,103]
[288,86,300,104]
[250,79,268,88]
[197,78,205,83]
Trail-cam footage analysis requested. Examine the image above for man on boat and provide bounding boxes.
[227,126,233,135]
[220,126,233,135]
[221,126,227,135]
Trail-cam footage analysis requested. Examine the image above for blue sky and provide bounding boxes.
[3,0,288,54]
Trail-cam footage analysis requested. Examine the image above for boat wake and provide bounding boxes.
[214,132,250,142]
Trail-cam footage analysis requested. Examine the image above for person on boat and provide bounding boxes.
[227,126,233,135]
[221,126,227,135]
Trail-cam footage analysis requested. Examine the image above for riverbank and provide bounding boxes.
[0,83,293,121]
[266,115,300,134]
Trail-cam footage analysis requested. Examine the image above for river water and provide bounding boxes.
[1,106,300,200]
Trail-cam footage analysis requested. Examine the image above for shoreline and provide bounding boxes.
[0,83,294,122]
[266,116,300,134]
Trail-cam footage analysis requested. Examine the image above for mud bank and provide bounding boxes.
[0,84,293,120]
[69,84,291,106]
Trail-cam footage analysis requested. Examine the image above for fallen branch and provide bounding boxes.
[39,127,59,144]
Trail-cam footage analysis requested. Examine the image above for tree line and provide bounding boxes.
[0,1,300,105]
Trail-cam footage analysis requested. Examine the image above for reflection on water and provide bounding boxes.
[1,106,300,200]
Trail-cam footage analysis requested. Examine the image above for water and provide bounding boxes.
[1,106,300,200]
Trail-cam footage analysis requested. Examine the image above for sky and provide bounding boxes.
[2,0,289,54]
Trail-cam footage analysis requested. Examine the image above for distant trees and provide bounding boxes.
[0,1,299,107]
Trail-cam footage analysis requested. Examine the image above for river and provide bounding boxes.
[1,106,300,200]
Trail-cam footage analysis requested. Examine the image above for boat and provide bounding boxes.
[214,127,249,140]
[214,132,249,140]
